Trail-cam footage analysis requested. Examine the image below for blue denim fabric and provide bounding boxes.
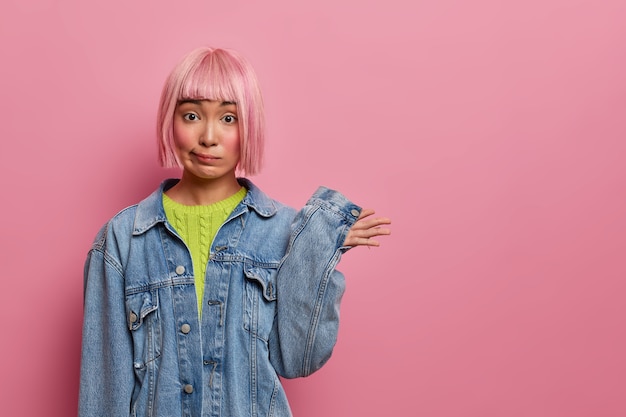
[79,178,361,417]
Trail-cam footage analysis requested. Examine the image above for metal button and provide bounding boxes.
[181,324,191,334]
[350,209,360,217]
[129,312,138,323]
[175,265,185,275]
[184,384,194,394]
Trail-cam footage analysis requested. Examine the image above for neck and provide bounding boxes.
[166,172,241,206]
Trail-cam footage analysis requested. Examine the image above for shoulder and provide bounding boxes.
[90,204,139,252]
[238,178,297,220]
[91,180,170,251]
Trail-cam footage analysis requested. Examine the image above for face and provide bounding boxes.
[172,99,240,182]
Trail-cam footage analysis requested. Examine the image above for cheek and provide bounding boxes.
[172,123,192,148]
[225,131,241,155]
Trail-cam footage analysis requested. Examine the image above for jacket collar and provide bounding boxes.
[133,178,277,235]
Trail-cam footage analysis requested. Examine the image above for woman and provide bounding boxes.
[79,46,390,417]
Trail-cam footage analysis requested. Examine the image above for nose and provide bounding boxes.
[200,121,217,147]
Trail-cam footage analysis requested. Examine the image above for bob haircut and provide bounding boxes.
[157,47,265,175]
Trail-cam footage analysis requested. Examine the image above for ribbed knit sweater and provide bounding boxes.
[163,187,247,315]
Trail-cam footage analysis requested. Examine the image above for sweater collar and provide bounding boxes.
[132,178,277,235]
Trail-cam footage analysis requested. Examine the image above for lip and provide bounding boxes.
[193,152,220,162]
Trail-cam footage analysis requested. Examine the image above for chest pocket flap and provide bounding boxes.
[243,265,278,302]
[243,264,278,340]
[126,289,158,331]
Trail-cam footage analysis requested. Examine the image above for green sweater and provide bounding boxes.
[163,187,247,315]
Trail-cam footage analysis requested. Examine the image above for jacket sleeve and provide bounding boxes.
[269,187,361,378]
[78,225,134,417]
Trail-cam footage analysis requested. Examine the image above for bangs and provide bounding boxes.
[178,52,242,103]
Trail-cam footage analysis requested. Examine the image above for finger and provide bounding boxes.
[352,217,392,231]
[356,208,376,220]
[365,217,392,227]
[354,209,391,226]
[351,227,391,239]
[354,237,381,247]
[344,236,381,247]
[369,227,391,237]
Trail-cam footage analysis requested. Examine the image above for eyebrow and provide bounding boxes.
[178,99,237,106]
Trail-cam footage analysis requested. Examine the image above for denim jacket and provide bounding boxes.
[79,178,361,417]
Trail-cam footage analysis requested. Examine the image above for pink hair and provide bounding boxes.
[157,47,265,175]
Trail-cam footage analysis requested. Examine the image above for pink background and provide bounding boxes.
[1,0,625,416]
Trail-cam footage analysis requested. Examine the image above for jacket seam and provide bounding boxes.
[302,249,341,375]
[125,277,195,295]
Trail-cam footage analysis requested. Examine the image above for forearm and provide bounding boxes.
[270,187,361,378]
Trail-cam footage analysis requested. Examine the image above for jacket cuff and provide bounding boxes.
[307,187,362,251]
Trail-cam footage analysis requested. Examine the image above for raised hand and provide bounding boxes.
[343,209,391,248]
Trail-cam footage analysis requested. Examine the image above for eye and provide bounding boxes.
[222,114,237,124]
[183,113,199,121]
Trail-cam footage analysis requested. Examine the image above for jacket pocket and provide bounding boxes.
[243,264,277,341]
[125,288,161,369]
